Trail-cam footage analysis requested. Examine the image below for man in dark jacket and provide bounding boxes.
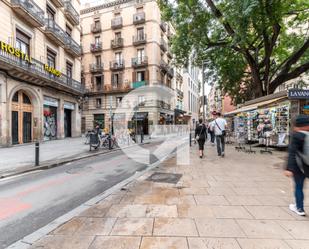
[285,114,309,216]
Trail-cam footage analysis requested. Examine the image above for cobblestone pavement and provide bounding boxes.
[29,143,309,249]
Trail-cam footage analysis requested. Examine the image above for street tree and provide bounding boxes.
[159,0,309,103]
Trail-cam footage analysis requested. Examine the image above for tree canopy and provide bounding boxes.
[159,0,309,103]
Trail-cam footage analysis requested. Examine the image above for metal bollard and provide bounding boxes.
[35,142,40,166]
[189,133,192,147]
[108,135,112,150]
[141,133,143,144]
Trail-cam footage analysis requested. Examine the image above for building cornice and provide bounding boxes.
[81,0,133,15]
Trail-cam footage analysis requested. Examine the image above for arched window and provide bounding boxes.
[12,92,19,102]
[23,93,31,104]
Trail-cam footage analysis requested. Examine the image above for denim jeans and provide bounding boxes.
[294,173,306,210]
[210,132,215,143]
[216,135,225,155]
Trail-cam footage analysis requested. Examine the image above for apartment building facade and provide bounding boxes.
[80,0,175,134]
[183,63,200,128]
[0,0,82,146]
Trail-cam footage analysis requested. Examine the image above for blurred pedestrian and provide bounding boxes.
[213,112,227,157]
[284,114,309,216]
[195,118,207,158]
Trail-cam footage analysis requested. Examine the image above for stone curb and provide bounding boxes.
[0,141,152,179]
[6,147,177,249]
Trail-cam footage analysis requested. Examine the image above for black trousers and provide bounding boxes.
[216,135,225,155]
[198,139,206,150]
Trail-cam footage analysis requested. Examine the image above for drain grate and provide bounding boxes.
[146,172,182,184]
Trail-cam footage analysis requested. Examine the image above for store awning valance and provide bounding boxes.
[225,97,287,116]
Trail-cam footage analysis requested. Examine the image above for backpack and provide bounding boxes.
[296,131,309,177]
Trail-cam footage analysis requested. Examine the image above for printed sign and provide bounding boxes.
[288,89,309,99]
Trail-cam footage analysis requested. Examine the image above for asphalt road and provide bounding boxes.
[0,141,169,248]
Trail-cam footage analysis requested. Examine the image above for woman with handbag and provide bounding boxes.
[195,118,207,158]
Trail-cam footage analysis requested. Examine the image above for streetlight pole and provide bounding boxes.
[202,62,205,122]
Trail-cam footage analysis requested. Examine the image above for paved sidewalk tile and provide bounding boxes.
[285,240,309,249]
[195,218,246,237]
[210,205,253,219]
[225,196,262,206]
[140,237,188,249]
[245,206,295,220]
[88,236,141,249]
[110,218,153,236]
[237,239,291,249]
[30,235,94,249]
[178,204,215,218]
[145,205,178,217]
[51,217,86,235]
[105,204,147,218]
[278,221,309,239]
[194,195,229,205]
[187,238,241,249]
[236,220,293,239]
[74,218,116,236]
[153,218,198,236]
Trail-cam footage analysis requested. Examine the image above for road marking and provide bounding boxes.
[0,198,31,220]
[0,171,43,183]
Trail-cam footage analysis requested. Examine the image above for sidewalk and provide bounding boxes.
[0,136,152,177]
[29,143,309,249]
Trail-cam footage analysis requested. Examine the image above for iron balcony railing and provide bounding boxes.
[160,22,167,32]
[133,12,145,24]
[66,36,82,56]
[160,38,167,52]
[133,34,147,45]
[11,0,45,27]
[103,83,131,93]
[50,0,64,7]
[110,60,125,70]
[111,17,123,29]
[90,42,102,52]
[132,80,147,89]
[131,56,148,67]
[45,19,69,46]
[160,60,168,72]
[0,48,84,93]
[63,1,79,25]
[111,38,124,49]
[167,67,174,78]
[177,89,184,98]
[89,63,104,73]
[91,23,102,33]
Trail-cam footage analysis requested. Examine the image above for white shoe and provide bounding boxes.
[289,204,306,216]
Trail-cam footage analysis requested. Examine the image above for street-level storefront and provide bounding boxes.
[64,102,75,138]
[288,89,309,127]
[43,96,58,141]
[131,112,149,135]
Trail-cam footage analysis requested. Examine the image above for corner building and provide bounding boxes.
[0,0,83,146]
[81,0,175,134]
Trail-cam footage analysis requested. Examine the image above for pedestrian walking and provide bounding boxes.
[195,118,207,158]
[208,119,215,145]
[284,114,309,216]
[213,112,227,157]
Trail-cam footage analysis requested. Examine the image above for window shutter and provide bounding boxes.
[145,70,149,81]
[132,71,136,82]
[91,76,94,84]
[111,74,114,84]
[101,74,104,85]
[119,72,123,84]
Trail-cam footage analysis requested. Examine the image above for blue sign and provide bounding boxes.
[288,89,309,99]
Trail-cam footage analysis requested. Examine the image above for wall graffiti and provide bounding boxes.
[43,109,57,140]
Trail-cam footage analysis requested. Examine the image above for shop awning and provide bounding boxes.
[225,96,287,116]
[132,112,148,121]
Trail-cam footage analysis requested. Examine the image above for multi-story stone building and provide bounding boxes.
[0,0,83,146]
[80,0,175,134]
[183,63,200,128]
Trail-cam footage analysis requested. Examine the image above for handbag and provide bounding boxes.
[215,120,226,137]
[196,124,204,141]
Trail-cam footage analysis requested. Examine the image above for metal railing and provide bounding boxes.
[63,1,79,25]
[45,19,69,45]
[160,60,168,71]
[110,60,125,70]
[132,80,147,88]
[133,12,145,24]
[90,42,102,52]
[66,37,82,56]
[11,0,45,26]
[111,38,124,48]
[160,22,167,32]
[160,38,167,52]
[167,68,174,78]
[91,23,101,33]
[133,34,147,44]
[89,63,103,72]
[111,17,123,29]
[131,56,148,67]
[0,48,83,93]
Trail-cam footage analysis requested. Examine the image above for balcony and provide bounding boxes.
[132,80,147,89]
[65,36,81,57]
[49,0,64,7]
[63,1,79,25]
[89,63,103,73]
[103,83,131,93]
[111,17,123,29]
[45,19,68,46]
[177,89,184,98]
[160,60,168,73]
[11,0,45,27]
[0,48,83,95]
[133,12,145,25]
[91,23,101,33]
[131,56,148,68]
[111,38,124,49]
[133,34,147,46]
[167,68,174,78]
[167,48,173,59]
[90,42,102,53]
[110,60,125,71]
[160,22,167,32]
[160,38,167,52]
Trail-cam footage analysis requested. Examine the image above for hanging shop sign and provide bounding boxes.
[0,41,61,77]
[44,96,59,107]
[64,101,75,110]
[288,89,309,99]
